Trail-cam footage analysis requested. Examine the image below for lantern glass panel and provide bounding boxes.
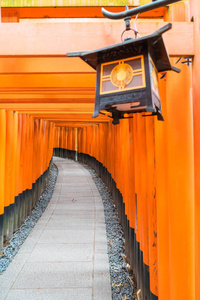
[103,63,118,76]
[150,58,160,98]
[100,55,146,95]
[126,74,143,89]
[102,80,118,93]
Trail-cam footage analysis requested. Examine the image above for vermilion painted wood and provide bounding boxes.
[0,110,6,215]
[33,119,39,183]
[5,110,14,207]
[145,117,158,296]
[164,4,195,299]
[155,78,170,300]
[0,21,193,56]
[1,7,167,19]
[189,0,200,298]
[166,61,195,300]
[128,118,136,230]
[138,116,149,266]
[0,1,197,299]
[12,112,18,199]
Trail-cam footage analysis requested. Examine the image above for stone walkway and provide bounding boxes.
[0,157,112,300]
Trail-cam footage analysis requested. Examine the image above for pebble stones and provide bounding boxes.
[0,164,58,275]
[83,164,137,300]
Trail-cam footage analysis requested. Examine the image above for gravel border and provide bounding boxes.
[82,163,137,300]
[0,163,58,275]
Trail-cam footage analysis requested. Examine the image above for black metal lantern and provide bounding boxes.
[67,4,180,124]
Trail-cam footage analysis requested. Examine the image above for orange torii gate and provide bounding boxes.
[0,1,199,299]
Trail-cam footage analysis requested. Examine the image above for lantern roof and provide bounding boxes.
[67,23,174,73]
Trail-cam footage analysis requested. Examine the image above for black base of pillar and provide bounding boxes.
[0,159,53,253]
[0,214,3,254]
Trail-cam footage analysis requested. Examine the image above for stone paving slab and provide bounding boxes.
[44,222,95,231]
[0,157,111,300]
[52,209,96,218]
[5,288,93,300]
[37,229,95,244]
[28,243,94,262]
[12,262,93,289]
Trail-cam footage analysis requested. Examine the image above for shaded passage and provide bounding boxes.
[0,164,58,275]
[0,157,111,300]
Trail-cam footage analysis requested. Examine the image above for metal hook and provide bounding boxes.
[121,9,141,42]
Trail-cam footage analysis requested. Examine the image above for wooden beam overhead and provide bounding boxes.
[0,74,96,88]
[0,7,194,128]
[0,57,94,74]
[0,21,194,56]
[0,103,95,109]
[1,6,167,20]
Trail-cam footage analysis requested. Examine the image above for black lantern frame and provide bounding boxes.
[67,1,181,125]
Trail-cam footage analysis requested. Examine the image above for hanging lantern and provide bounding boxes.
[67,22,180,124]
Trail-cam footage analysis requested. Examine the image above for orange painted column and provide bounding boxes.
[82,127,86,155]
[164,4,195,299]
[133,114,141,287]
[189,1,200,298]
[145,117,158,297]
[65,127,68,151]
[60,126,64,151]
[29,116,34,190]
[57,127,60,150]
[137,115,149,266]
[72,128,76,152]
[5,110,14,208]
[11,112,18,201]
[103,123,108,168]
[128,117,136,279]
[115,123,121,192]
[54,127,58,150]
[33,119,40,183]
[120,119,129,217]
[0,110,6,216]
[25,115,30,191]
[88,126,92,157]
[21,114,27,193]
[128,117,135,230]
[133,115,139,244]
[0,109,6,249]
[155,77,170,300]
[99,124,104,167]
[39,119,44,176]
[110,123,115,179]
[67,127,72,151]
[47,122,53,164]
[51,123,55,159]
[17,114,23,196]
[43,121,48,171]
[166,61,195,300]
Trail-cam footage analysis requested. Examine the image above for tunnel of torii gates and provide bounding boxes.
[0,0,200,299]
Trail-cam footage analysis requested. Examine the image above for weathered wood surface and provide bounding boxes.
[0,21,194,56]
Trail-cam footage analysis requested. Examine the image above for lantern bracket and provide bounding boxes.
[102,0,182,20]
[124,6,131,30]
[121,6,140,41]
